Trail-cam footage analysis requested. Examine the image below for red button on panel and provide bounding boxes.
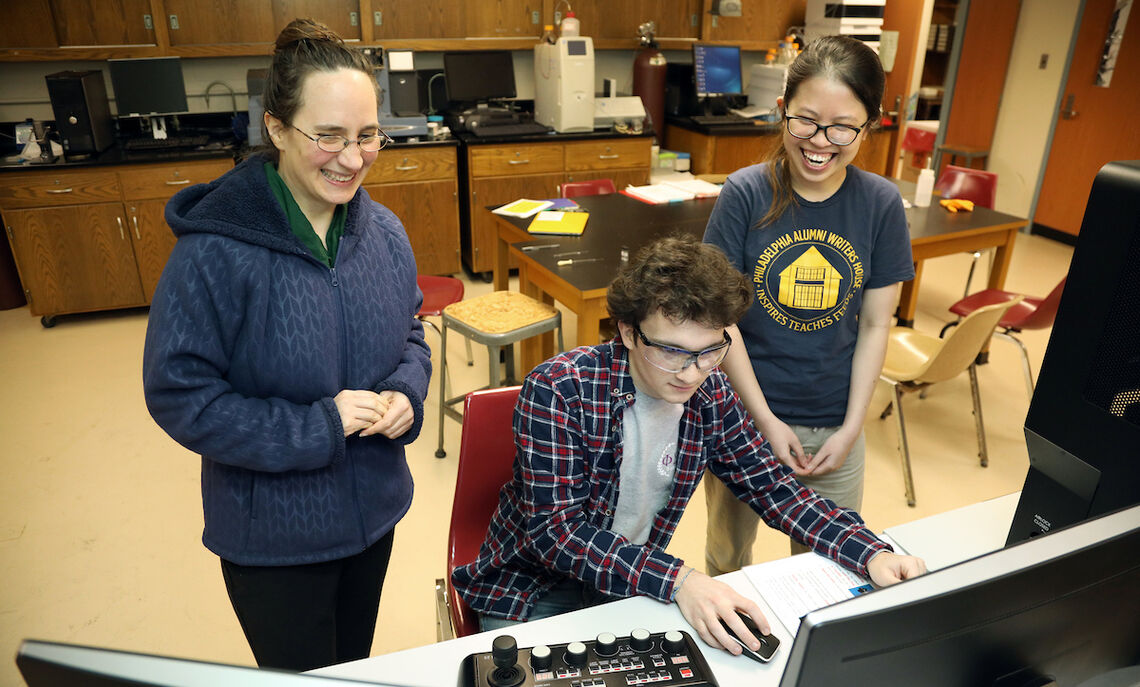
[679,667,693,679]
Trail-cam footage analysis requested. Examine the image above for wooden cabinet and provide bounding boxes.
[0,157,233,325]
[462,135,651,274]
[362,144,461,276]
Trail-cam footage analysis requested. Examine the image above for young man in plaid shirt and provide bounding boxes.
[452,235,925,656]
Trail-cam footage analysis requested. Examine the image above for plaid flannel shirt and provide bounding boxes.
[451,339,890,621]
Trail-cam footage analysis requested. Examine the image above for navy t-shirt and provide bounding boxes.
[704,163,914,426]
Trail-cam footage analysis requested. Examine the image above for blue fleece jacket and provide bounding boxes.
[143,155,431,566]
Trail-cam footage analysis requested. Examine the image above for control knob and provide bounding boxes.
[595,632,618,657]
[565,640,589,667]
[630,628,652,652]
[530,644,552,671]
[663,630,686,654]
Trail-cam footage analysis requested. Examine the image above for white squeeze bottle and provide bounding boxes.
[914,162,935,207]
[560,11,580,37]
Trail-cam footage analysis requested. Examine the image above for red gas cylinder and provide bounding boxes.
[633,27,667,141]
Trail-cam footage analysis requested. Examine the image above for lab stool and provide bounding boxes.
[938,144,990,170]
[435,290,563,458]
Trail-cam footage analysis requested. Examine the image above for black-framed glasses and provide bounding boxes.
[632,324,732,374]
[783,115,868,146]
[289,123,392,153]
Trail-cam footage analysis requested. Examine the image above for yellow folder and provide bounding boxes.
[527,211,589,236]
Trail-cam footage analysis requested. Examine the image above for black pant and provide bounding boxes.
[220,530,395,672]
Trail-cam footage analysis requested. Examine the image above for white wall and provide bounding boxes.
[989,0,1082,217]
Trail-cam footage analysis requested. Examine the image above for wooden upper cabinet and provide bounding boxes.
[701,0,804,44]
[52,0,156,47]
[0,0,59,48]
[370,0,466,39]
[464,0,541,38]
[271,0,362,41]
[575,0,701,40]
[163,0,277,45]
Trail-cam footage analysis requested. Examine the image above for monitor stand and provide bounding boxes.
[146,115,169,140]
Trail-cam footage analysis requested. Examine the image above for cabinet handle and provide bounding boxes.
[395,162,420,171]
[132,215,141,240]
[598,154,620,160]
[116,216,125,240]
[165,179,191,186]
[508,159,530,165]
[46,188,74,194]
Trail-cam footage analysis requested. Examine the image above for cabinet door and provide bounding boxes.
[701,0,804,43]
[464,0,540,38]
[272,0,362,41]
[468,173,563,274]
[0,0,57,48]
[575,0,701,40]
[5,204,144,317]
[164,0,276,45]
[365,180,460,276]
[127,200,176,303]
[371,0,465,39]
[51,0,155,47]
[565,168,649,189]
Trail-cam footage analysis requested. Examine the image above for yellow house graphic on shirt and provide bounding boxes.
[777,246,843,310]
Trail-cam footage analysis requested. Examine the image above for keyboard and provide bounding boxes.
[124,135,210,151]
[691,114,754,126]
[469,122,552,138]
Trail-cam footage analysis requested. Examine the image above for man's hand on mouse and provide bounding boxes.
[673,566,770,654]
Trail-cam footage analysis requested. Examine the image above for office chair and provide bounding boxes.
[879,297,1021,506]
[560,178,616,198]
[939,278,1067,397]
[436,290,563,457]
[934,165,999,297]
[434,386,522,640]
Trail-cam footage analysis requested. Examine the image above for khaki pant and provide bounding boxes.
[704,426,865,576]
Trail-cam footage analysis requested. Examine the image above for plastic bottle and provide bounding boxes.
[560,11,580,37]
[781,36,798,65]
[915,163,935,208]
[541,24,556,44]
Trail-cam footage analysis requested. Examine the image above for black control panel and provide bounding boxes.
[459,629,718,687]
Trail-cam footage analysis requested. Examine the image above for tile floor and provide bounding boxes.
[0,230,1073,686]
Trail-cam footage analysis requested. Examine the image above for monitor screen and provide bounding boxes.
[442,51,516,105]
[692,44,743,98]
[17,640,415,687]
[779,504,1140,687]
[1007,160,1140,544]
[108,57,189,117]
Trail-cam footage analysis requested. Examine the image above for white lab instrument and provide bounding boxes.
[534,36,595,133]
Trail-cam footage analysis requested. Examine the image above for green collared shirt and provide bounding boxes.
[264,162,346,266]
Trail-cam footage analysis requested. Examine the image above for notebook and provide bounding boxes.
[492,198,553,218]
[527,211,589,236]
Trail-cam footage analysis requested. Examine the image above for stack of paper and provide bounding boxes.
[492,198,553,218]
[623,179,722,205]
[661,178,722,198]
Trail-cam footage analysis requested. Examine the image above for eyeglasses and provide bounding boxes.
[632,324,732,374]
[783,115,868,146]
[289,123,393,153]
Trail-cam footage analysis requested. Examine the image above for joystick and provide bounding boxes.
[488,635,525,687]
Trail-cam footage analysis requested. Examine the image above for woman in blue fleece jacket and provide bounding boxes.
[142,19,430,671]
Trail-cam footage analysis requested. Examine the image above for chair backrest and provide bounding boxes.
[1010,277,1066,331]
[934,165,998,209]
[919,297,1023,383]
[416,275,464,319]
[561,178,616,198]
[445,385,522,637]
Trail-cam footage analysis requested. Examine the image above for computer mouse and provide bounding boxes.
[718,612,780,663]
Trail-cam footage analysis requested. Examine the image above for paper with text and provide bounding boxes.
[744,553,874,635]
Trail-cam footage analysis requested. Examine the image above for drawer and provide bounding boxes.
[0,171,121,209]
[365,147,456,184]
[564,139,651,172]
[119,159,234,200]
[469,144,564,177]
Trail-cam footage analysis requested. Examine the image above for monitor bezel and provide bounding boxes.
[691,43,744,99]
[442,50,517,105]
[107,56,190,117]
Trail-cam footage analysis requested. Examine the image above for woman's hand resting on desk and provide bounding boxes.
[867,551,928,586]
[673,567,771,656]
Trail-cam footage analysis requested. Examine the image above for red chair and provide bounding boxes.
[935,165,999,296]
[560,178,616,198]
[416,275,472,453]
[940,278,1067,397]
[434,385,521,639]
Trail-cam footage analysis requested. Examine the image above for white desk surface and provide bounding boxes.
[313,493,1021,687]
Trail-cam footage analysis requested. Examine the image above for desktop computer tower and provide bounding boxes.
[45,70,114,156]
[388,71,422,116]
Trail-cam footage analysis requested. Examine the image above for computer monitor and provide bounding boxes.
[442,51,516,106]
[108,57,189,117]
[1006,160,1140,544]
[16,640,413,687]
[691,44,743,99]
[779,503,1140,687]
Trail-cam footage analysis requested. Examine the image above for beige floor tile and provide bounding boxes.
[0,231,1071,685]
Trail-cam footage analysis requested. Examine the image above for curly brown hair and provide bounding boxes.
[607,234,751,329]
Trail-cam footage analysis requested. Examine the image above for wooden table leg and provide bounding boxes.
[896,261,924,327]
[517,262,556,375]
[493,232,510,292]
